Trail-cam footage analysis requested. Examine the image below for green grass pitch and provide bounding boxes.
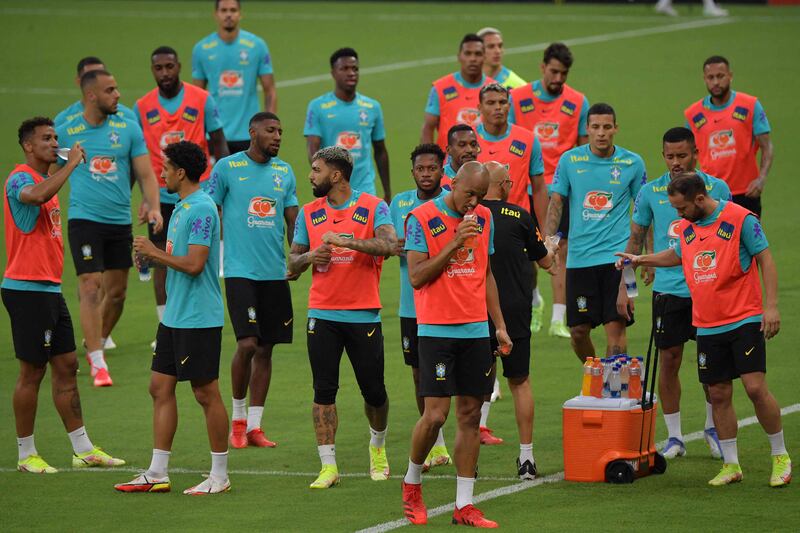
[0,1,798,531]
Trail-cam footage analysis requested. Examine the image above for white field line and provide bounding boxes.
[356,402,800,533]
[0,17,734,97]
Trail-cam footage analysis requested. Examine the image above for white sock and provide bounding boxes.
[704,402,715,430]
[519,442,534,464]
[156,305,166,322]
[210,450,228,480]
[719,438,739,465]
[100,337,107,348]
[318,444,336,466]
[702,0,718,8]
[247,406,264,432]
[231,397,246,421]
[370,426,387,448]
[88,350,107,371]
[552,303,566,323]
[531,287,542,307]
[434,428,446,448]
[17,434,37,461]
[68,426,94,454]
[404,459,423,484]
[146,448,171,478]
[479,401,491,428]
[455,476,476,509]
[767,430,787,456]
[656,0,672,8]
[663,412,682,441]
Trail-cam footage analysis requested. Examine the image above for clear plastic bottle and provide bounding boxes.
[622,259,638,298]
[581,357,593,396]
[620,357,630,398]
[135,253,151,282]
[609,365,622,398]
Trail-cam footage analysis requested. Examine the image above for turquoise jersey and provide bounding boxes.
[550,144,646,268]
[685,91,771,136]
[304,92,386,196]
[404,194,495,338]
[633,170,730,297]
[54,101,134,129]
[493,66,526,89]
[294,190,392,323]
[162,189,223,329]
[425,72,488,116]
[2,172,60,293]
[132,84,224,204]
[192,29,272,141]
[476,123,544,177]
[206,152,298,280]
[509,80,589,135]
[56,114,148,225]
[672,200,768,335]
[390,187,448,318]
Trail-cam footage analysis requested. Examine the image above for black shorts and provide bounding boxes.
[225,278,293,344]
[2,289,76,365]
[400,317,420,367]
[418,336,493,397]
[152,323,222,381]
[68,219,133,275]
[227,140,250,154]
[732,194,761,218]
[653,292,695,349]
[566,264,633,328]
[147,202,176,243]
[307,318,387,407]
[490,335,531,379]
[696,322,766,385]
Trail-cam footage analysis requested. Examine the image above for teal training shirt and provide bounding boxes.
[54,101,134,129]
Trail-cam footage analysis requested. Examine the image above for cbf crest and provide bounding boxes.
[81,244,93,260]
[308,318,316,333]
[247,306,257,323]
[577,296,588,312]
[402,336,410,351]
[435,363,446,381]
[44,329,52,347]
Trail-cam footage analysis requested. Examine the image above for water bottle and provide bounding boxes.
[581,357,593,396]
[620,358,630,398]
[316,262,330,273]
[135,253,151,282]
[609,365,622,398]
[545,231,563,253]
[590,359,603,398]
[602,358,612,397]
[463,209,478,248]
[622,259,638,298]
[628,358,643,402]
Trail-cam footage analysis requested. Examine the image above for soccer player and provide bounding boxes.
[443,124,480,188]
[54,56,135,128]
[192,0,277,153]
[56,70,163,387]
[617,172,791,488]
[684,55,773,217]
[654,0,728,17]
[305,48,390,201]
[401,161,511,528]
[622,127,729,460]
[118,141,230,494]
[288,147,397,489]
[205,112,297,449]
[544,103,646,362]
[480,161,555,478]
[134,45,229,331]
[421,33,495,151]
[477,27,526,89]
[389,143,451,471]
[511,43,590,338]
[4,117,125,474]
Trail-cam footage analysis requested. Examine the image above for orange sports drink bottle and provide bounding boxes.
[581,358,593,396]
[463,209,478,248]
[628,358,643,401]
[590,359,604,398]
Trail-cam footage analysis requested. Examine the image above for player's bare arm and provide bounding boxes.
[132,154,164,232]
[420,113,439,144]
[322,223,397,257]
[755,247,780,339]
[544,192,563,237]
[134,238,209,276]
[260,74,277,113]
[305,135,322,164]
[406,217,479,288]
[531,173,547,228]
[208,129,230,161]
[373,140,391,202]
[747,132,774,198]
[615,248,681,269]
[284,206,299,247]
[288,242,331,276]
[23,145,85,205]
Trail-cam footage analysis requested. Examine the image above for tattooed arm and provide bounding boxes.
[322,224,398,257]
[288,242,331,277]
[543,193,564,238]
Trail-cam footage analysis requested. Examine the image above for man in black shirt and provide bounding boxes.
[481,161,555,479]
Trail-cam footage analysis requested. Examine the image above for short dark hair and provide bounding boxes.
[479,82,508,103]
[330,47,358,68]
[663,127,695,146]
[447,124,475,146]
[667,172,706,199]
[543,43,573,68]
[703,55,729,69]
[80,69,112,90]
[459,33,484,52]
[249,111,280,126]
[215,0,240,9]
[151,46,178,61]
[76,56,104,76]
[163,141,208,183]
[410,143,445,165]
[18,116,53,146]
[313,146,353,181]
[587,102,616,124]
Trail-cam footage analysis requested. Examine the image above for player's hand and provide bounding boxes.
[147,208,164,233]
[391,237,406,258]
[66,143,86,166]
[493,328,513,357]
[321,231,346,247]
[745,177,765,198]
[617,284,634,321]
[137,202,150,225]
[544,234,561,255]
[454,217,479,247]
[310,243,332,265]
[761,305,780,339]
[133,236,157,258]
[641,265,655,286]
[614,252,640,270]
[285,269,300,281]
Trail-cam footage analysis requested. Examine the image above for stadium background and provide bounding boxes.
[0,1,798,530]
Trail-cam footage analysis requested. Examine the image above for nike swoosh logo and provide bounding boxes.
[239,177,249,181]
[577,169,588,174]
[659,200,669,204]
[488,150,498,155]
[367,328,376,337]
[745,346,754,356]
[485,368,492,377]
[699,236,709,241]
[181,356,189,365]
[284,318,293,326]
[332,219,342,224]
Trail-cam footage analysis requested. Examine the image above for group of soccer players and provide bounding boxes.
[2,0,792,527]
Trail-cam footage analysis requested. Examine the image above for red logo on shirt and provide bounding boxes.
[709,130,736,160]
[668,220,681,239]
[456,108,481,127]
[89,156,117,176]
[166,239,174,255]
[160,130,185,150]
[336,132,362,151]
[534,121,559,141]
[219,70,244,89]
[582,191,613,210]
[248,197,276,218]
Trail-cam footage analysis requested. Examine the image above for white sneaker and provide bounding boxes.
[655,3,678,16]
[703,4,729,16]
[183,475,231,495]
[661,437,687,459]
[490,378,502,402]
[104,336,117,350]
